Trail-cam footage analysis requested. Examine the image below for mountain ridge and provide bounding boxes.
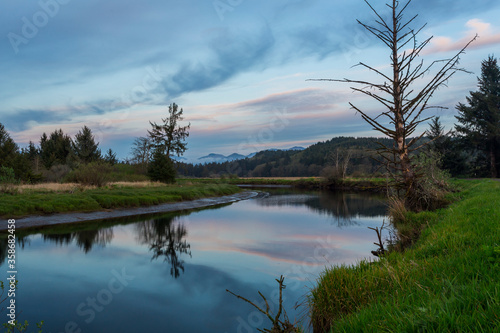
[197,147,305,164]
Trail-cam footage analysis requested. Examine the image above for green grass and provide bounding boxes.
[178,177,307,185]
[0,183,240,218]
[309,179,500,332]
[178,177,387,189]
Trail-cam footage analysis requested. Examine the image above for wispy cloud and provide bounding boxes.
[425,19,500,54]
[159,25,275,98]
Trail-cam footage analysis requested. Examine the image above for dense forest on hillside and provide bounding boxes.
[177,137,401,178]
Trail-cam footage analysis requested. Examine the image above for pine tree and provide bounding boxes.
[40,129,74,169]
[147,149,177,183]
[0,123,18,168]
[73,126,101,164]
[426,117,448,157]
[147,103,190,183]
[148,103,190,157]
[103,148,118,166]
[456,56,500,178]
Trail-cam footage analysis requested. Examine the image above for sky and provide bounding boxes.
[1,0,500,162]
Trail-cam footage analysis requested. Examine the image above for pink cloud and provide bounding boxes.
[425,19,500,55]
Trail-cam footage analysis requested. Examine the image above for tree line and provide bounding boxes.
[0,124,117,184]
[0,58,498,186]
[0,103,189,186]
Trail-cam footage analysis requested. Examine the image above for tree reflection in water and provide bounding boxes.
[1,214,192,278]
[42,228,114,253]
[0,237,7,265]
[135,216,191,278]
[256,191,387,227]
[0,235,30,265]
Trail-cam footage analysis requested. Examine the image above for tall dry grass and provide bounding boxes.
[17,181,164,193]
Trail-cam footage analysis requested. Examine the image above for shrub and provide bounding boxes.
[320,166,343,185]
[67,162,112,187]
[147,151,176,184]
[107,164,149,182]
[0,166,19,194]
[408,150,452,211]
[42,164,72,183]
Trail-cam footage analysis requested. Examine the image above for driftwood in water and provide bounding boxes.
[227,275,299,333]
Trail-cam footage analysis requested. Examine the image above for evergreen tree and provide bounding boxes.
[148,103,190,157]
[147,103,190,183]
[426,117,446,153]
[73,126,101,164]
[26,141,41,173]
[425,118,469,176]
[0,124,38,182]
[40,129,74,169]
[456,56,500,177]
[147,149,177,183]
[0,123,18,168]
[103,148,118,166]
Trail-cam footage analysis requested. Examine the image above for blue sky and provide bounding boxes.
[1,0,500,161]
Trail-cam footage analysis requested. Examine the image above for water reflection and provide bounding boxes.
[42,228,114,253]
[0,188,389,333]
[255,190,387,227]
[135,216,191,278]
[0,235,31,265]
[30,215,193,278]
[0,237,7,265]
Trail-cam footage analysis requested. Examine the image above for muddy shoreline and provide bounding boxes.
[0,191,259,231]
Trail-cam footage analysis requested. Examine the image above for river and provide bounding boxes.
[0,188,388,332]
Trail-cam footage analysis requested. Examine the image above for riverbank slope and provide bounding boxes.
[309,179,500,332]
[0,182,241,221]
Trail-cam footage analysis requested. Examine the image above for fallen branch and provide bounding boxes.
[226,275,299,333]
[369,220,387,257]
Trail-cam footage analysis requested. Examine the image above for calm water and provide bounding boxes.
[1,188,387,332]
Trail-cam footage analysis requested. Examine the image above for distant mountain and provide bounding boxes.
[263,146,305,152]
[197,147,306,164]
[227,153,247,160]
[198,153,247,164]
[285,146,305,151]
[171,156,187,162]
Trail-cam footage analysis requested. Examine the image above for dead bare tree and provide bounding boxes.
[310,0,476,210]
[331,148,352,180]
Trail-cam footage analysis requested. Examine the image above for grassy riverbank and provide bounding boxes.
[0,182,240,218]
[178,176,387,190]
[309,179,500,332]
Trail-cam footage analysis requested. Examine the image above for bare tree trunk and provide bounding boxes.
[391,2,415,204]
[342,149,352,179]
